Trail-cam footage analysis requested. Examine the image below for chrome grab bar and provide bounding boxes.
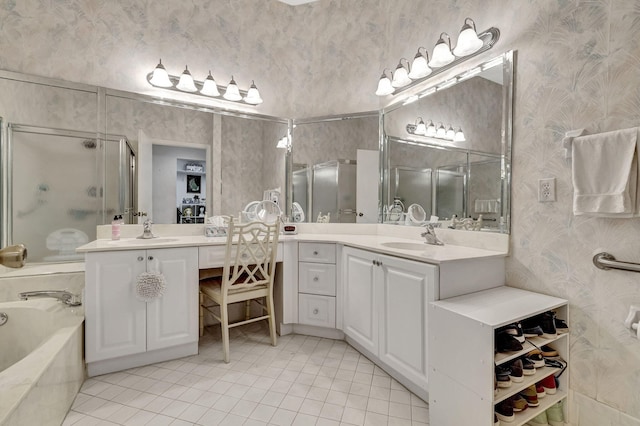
[593,252,640,273]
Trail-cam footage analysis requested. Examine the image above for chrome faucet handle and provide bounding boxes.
[138,218,156,239]
[420,223,444,246]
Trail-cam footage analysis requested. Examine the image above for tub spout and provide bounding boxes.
[0,244,27,268]
[18,290,81,306]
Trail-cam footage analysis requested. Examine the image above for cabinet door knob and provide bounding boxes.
[137,256,144,261]
[313,308,319,315]
[313,251,319,255]
[358,212,364,217]
[148,256,154,261]
[313,276,319,282]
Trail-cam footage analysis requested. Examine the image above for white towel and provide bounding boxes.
[474,199,500,214]
[135,272,166,302]
[572,127,639,217]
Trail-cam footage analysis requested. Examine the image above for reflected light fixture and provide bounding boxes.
[408,48,432,79]
[244,80,263,105]
[223,76,242,101]
[391,59,412,88]
[453,18,484,57]
[407,117,466,143]
[176,66,198,92]
[200,71,220,97]
[146,61,264,106]
[375,69,394,96]
[429,33,455,68]
[149,59,173,87]
[276,136,288,149]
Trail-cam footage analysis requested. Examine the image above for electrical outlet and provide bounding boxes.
[538,178,556,202]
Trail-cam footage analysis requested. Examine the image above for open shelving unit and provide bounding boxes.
[428,286,569,426]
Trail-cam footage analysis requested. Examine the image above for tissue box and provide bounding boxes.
[204,225,227,237]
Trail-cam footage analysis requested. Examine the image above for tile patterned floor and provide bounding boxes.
[63,323,429,425]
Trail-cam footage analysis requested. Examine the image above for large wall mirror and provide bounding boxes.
[381,51,513,233]
[291,113,380,224]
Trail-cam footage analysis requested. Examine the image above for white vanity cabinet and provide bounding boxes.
[84,247,198,376]
[298,243,337,328]
[342,246,438,399]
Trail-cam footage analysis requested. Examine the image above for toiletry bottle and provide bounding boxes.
[111,215,121,240]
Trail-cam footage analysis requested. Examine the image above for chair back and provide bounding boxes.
[221,220,280,294]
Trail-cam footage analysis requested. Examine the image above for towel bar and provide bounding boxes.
[593,252,640,273]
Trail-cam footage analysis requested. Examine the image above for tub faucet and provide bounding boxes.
[421,223,444,246]
[138,218,156,239]
[19,290,82,306]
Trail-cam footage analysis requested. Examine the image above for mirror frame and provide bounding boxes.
[380,50,515,233]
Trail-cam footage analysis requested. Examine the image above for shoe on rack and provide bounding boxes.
[510,394,529,412]
[495,413,501,425]
[508,359,524,383]
[496,365,512,388]
[539,374,557,395]
[525,411,549,426]
[495,399,515,423]
[519,384,539,407]
[535,382,546,399]
[498,322,525,343]
[546,400,565,426]
[554,317,569,334]
[496,331,524,352]
[520,356,537,375]
[529,344,559,357]
[540,311,558,338]
[526,352,546,368]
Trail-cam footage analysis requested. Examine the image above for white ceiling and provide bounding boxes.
[277,0,318,5]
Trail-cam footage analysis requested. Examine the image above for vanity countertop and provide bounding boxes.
[76,232,506,264]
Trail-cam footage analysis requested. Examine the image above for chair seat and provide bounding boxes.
[200,277,269,304]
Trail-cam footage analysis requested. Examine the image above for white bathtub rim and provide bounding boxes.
[0,298,84,424]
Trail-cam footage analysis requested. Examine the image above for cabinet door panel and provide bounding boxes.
[85,250,147,362]
[342,247,378,355]
[146,247,199,351]
[378,254,436,389]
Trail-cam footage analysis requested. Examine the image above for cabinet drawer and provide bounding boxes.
[299,243,336,263]
[298,294,336,328]
[299,262,336,296]
[199,243,283,268]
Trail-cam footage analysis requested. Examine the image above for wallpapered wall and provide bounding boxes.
[1,0,640,424]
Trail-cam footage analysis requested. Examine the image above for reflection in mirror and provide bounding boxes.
[291,114,379,223]
[382,51,513,233]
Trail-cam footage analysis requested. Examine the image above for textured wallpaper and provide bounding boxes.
[0,0,640,423]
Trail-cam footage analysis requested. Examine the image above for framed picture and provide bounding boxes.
[187,175,201,193]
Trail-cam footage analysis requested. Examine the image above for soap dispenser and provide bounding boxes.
[111,215,121,240]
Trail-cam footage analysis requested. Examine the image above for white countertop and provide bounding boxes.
[77,229,507,264]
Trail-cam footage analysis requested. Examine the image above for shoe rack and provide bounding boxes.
[428,286,569,426]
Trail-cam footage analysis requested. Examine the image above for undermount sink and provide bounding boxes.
[380,241,428,251]
[108,238,179,245]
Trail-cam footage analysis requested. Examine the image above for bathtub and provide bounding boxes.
[0,298,84,426]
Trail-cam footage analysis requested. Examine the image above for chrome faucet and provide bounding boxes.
[421,223,444,246]
[19,290,81,306]
[138,218,156,239]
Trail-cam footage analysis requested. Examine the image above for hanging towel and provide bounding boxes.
[474,199,500,214]
[572,127,639,217]
[562,128,585,159]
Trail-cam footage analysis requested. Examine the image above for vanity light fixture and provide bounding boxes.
[391,59,412,88]
[452,18,484,57]
[176,66,198,92]
[375,21,499,97]
[223,76,242,101]
[406,118,466,143]
[146,60,263,106]
[408,48,432,79]
[429,33,455,68]
[200,71,220,97]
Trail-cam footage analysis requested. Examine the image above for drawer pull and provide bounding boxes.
[313,276,319,282]
[148,256,154,261]
[313,251,319,255]
[313,308,319,315]
[138,256,144,261]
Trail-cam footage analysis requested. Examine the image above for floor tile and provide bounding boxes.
[63,324,429,426]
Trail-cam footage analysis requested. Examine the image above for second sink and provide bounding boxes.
[380,241,428,251]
